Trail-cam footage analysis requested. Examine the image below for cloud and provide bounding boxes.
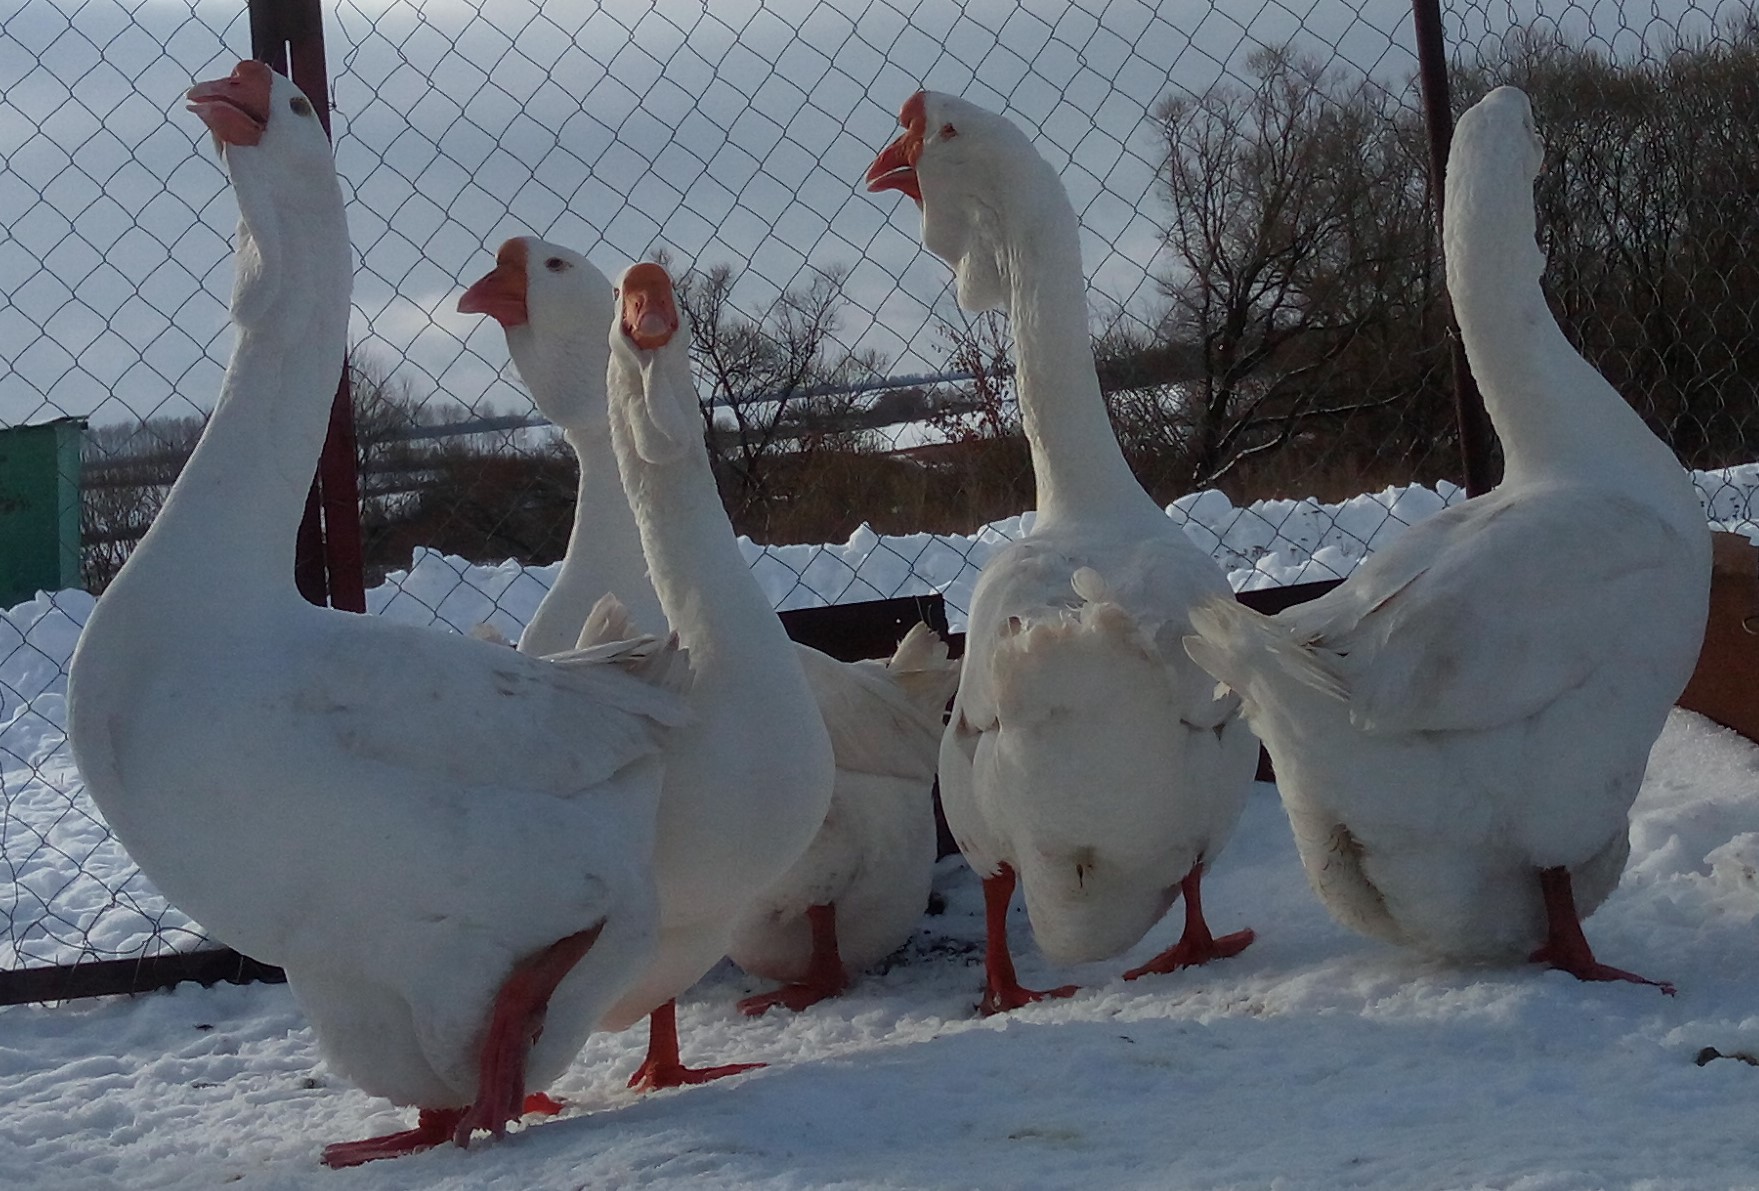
[0,0,1712,429]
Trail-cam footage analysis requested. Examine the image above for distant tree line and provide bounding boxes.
[1120,17,1759,503]
[78,22,1759,591]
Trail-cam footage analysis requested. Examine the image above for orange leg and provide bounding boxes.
[522,1092,565,1117]
[627,999,765,1092]
[1124,862,1254,980]
[320,922,604,1166]
[1528,866,1673,995]
[979,863,1078,1016]
[451,922,606,1146]
[738,903,851,1016]
[321,1108,465,1169]
[319,1094,566,1167]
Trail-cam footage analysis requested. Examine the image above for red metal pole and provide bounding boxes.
[294,485,327,605]
[1411,0,1498,497]
[248,0,367,611]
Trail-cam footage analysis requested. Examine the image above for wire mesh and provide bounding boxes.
[2,0,1756,981]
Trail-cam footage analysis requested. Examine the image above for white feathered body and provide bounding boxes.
[498,257,945,1004]
[68,91,686,1113]
[728,625,957,979]
[1181,86,1712,961]
[943,510,1259,965]
[70,462,686,1113]
[1187,485,1706,957]
[871,91,1260,971]
[597,298,835,1030]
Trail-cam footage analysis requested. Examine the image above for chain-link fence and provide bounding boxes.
[4,0,1757,988]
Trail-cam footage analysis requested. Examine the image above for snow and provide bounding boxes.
[370,480,1478,644]
[1,710,1757,1189]
[2,470,1759,1187]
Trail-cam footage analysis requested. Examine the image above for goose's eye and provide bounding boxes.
[290,95,313,117]
[940,122,957,140]
[545,257,568,273]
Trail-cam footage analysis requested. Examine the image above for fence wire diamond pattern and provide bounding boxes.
[2,0,1756,982]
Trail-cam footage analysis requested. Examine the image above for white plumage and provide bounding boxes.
[1182,87,1710,985]
[867,91,1259,1014]
[726,622,955,1008]
[462,239,956,1021]
[588,262,836,1085]
[67,64,689,1166]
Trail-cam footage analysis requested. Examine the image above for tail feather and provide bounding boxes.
[1184,596,1349,705]
[884,621,960,713]
[576,592,639,649]
[545,592,695,697]
[629,634,693,696]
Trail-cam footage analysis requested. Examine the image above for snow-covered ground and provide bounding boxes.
[2,471,1759,1187]
[2,709,1758,1189]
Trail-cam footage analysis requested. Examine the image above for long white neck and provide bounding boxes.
[607,346,794,674]
[1003,180,1158,528]
[1446,154,1689,500]
[518,422,665,655]
[115,175,352,610]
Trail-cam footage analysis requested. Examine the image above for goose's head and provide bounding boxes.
[864,90,1071,313]
[607,262,699,465]
[1452,86,1543,188]
[458,237,616,434]
[187,61,334,201]
[1445,86,1547,278]
[186,61,345,323]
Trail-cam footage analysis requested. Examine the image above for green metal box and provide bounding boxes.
[0,417,86,606]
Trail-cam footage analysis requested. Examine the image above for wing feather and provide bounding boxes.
[1283,488,1693,733]
[295,614,690,799]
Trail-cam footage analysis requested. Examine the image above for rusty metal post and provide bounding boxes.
[248,0,367,611]
[1411,0,1498,497]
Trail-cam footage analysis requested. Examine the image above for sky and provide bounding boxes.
[6,0,1733,436]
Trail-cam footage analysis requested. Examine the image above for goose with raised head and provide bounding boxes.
[866,91,1260,1015]
[459,238,956,1021]
[458,238,667,653]
[65,63,690,1167]
[1181,87,1710,989]
[590,260,835,1084]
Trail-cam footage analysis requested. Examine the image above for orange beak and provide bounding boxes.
[864,90,928,206]
[187,60,273,148]
[619,262,679,350]
[458,238,530,327]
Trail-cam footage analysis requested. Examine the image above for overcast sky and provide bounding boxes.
[0,0,1734,430]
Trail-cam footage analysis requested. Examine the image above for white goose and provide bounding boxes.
[1182,86,1710,988]
[723,625,955,1015]
[866,92,1260,1014]
[459,238,955,1022]
[593,261,835,1083]
[65,63,690,1168]
[458,239,668,653]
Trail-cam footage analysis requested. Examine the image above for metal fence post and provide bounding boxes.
[247,0,367,612]
[1411,0,1498,498]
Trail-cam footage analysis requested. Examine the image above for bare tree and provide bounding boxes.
[1153,46,1444,491]
[80,349,467,590]
[671,260,886,532]
[1462,20,1759,467]
[79,414,207,591]
[348,353,430,483]
[928,308,1019,444]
